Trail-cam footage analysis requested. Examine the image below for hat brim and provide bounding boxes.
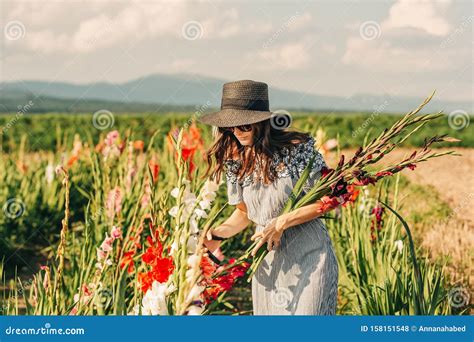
[197,109,273,127]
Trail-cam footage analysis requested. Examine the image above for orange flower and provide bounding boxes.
[67,155,79,167]
[167,123,204,177]
[148,161,160,183]
[120,251,135,274]
[133,140,145,151]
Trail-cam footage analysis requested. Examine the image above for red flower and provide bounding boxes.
[137,230,174,293]
[319,196,340,212]
[201,258,250,304]
[375,171,393,178]
[148,161,160,183]
[354,175,376,186]
[321,167,334,178]
[200,256,217,278]
[344,185,360,203]
[406,163,416,170]
[370,204,385,242]
[120,251,136,274]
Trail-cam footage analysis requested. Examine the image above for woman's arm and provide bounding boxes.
[250,197,339,255]
[204,202,250,251]
[278,197,337,231]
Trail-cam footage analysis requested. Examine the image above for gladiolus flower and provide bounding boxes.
[375,171,393,178]
[111,226,122,239]
[120,251,135,274]
[148,161,160,183]
[133,140,145,150]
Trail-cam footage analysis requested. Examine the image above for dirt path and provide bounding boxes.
[382,148,474,226]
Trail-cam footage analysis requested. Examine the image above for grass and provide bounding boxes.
[0,111,472,153]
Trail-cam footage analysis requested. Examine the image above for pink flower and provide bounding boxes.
[100,235,114,252]
[97,247,107,261]
[111,226,122,239]
[40,265,50,290]
[105,130,120,146]
[106,187,122,220]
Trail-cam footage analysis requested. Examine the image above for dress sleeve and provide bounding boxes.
[297,137,327,195]
[224,160,244,205]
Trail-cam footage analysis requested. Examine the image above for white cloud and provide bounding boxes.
[342,0,457,72]
[342,35,455,72]
[253,41,311,70]
[5,1,188,53]
[3,1,272,54]
[382,0,452,37]
[170,58,196,71]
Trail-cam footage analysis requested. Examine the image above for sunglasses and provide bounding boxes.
[220,124,253,133]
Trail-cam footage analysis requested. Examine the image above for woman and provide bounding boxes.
[198,80,338,315]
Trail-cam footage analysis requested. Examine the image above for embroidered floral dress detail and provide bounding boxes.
[224,137,326,187]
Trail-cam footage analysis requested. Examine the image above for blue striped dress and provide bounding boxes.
[224,136,338,315]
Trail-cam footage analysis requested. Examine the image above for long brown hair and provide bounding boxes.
[204,119,310,185]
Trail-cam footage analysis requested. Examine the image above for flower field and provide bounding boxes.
[0,106,472,315]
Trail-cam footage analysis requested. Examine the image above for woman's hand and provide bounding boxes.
[250,215,288,256]
[204,227,223,253]
[203,237,221,253]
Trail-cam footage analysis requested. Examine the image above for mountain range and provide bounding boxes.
[0,73,471,114]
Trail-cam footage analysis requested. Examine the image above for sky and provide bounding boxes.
[1,0,472,102]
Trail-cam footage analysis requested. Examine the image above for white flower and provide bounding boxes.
[187,255,200,269]
[183,191,197,204]
[45,164,55,184]
[141,281,170,316]
[189,217,199,235]
[170,187,180,198]
[187,235,198,253]
[170,240,178,257]
[194,208,208,219]
[185,284,205,303]
[168,206,179,218]
[187,305,204,315]
[185,269,195,279]
[394,240,404,253]
[202,179,220,193]
[199,199,212,210]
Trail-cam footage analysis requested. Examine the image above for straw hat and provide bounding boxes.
[198,80,274,127]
